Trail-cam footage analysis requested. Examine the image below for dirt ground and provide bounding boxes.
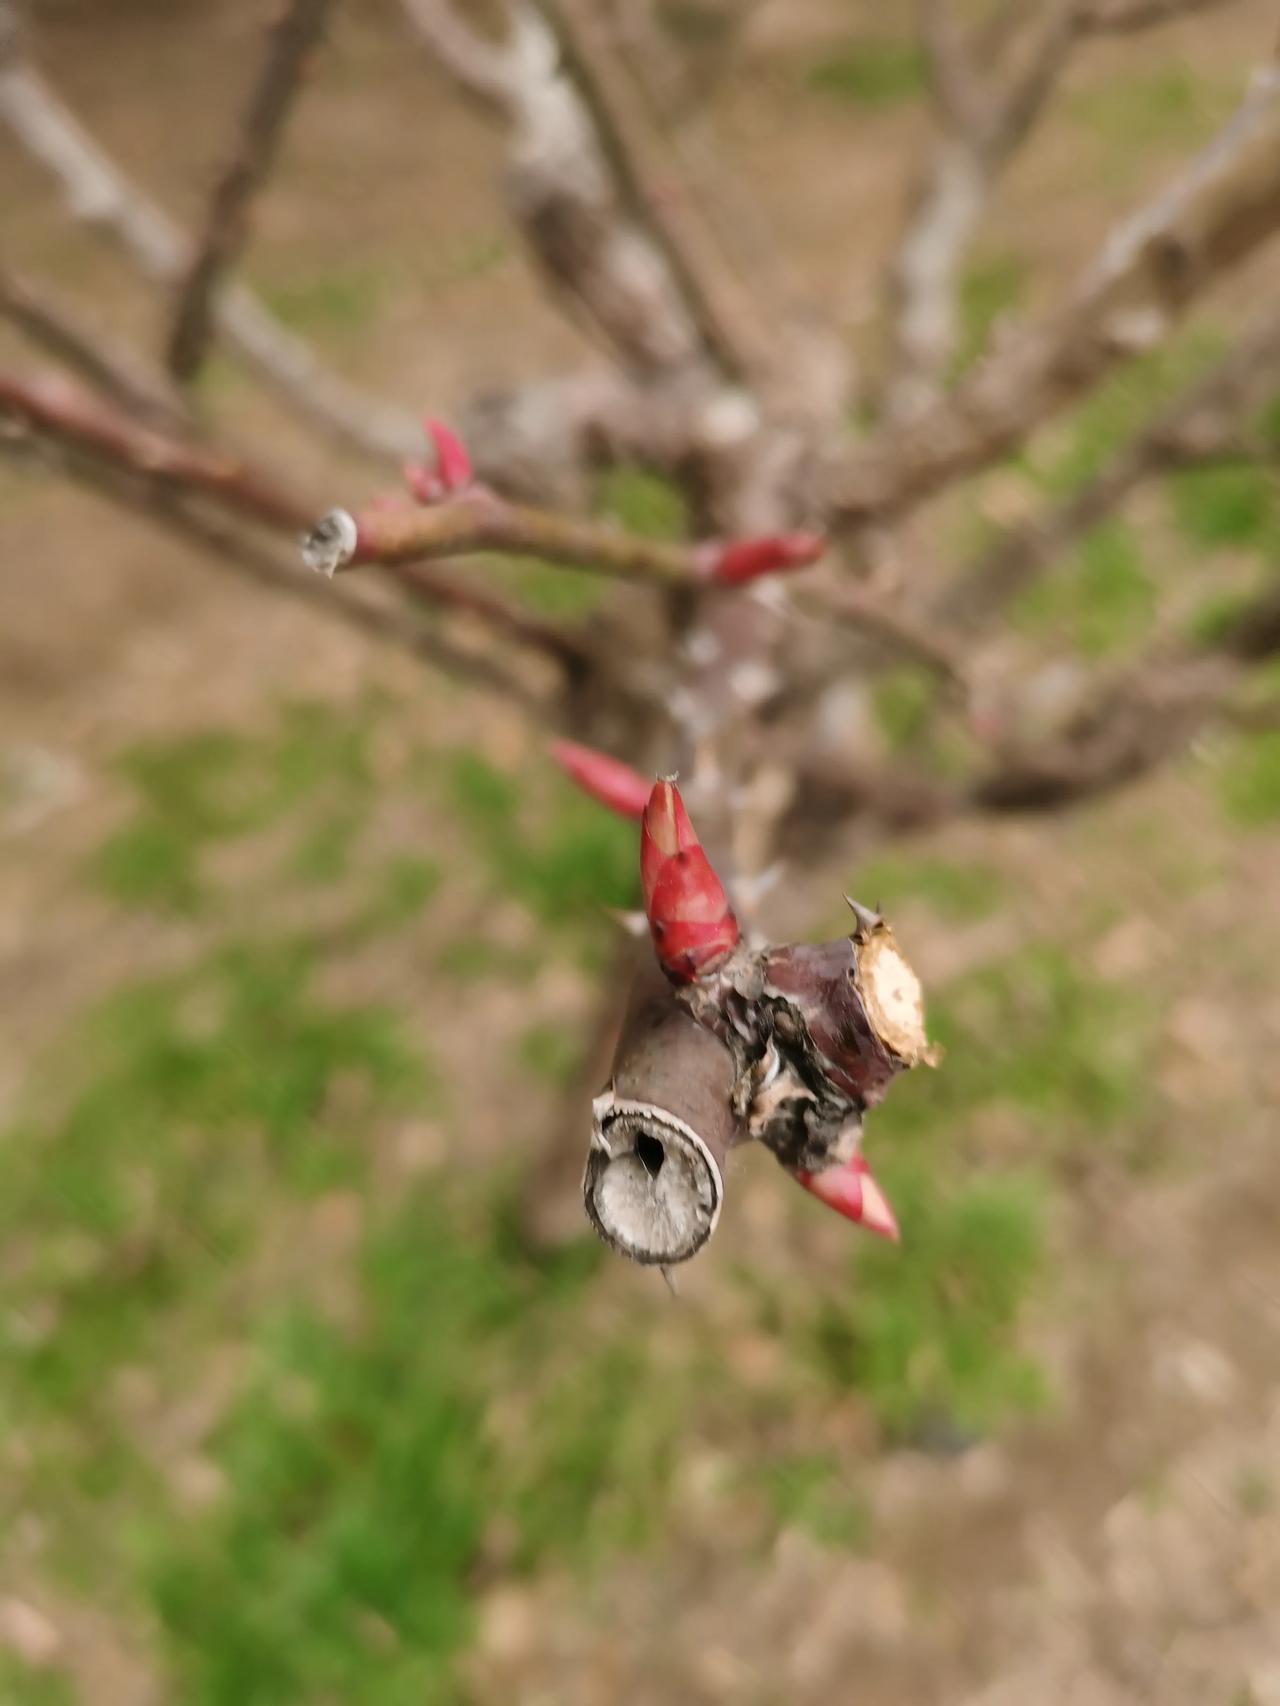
[2,2,1280,1703]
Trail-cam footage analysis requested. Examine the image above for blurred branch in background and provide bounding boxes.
[839,55,1280,518]
[887,0,1246,422]
[0,262,193,432]
[166,0,336,384]
[945,307,1280,622]
[3,0,1280,883]
[0,0,418,461]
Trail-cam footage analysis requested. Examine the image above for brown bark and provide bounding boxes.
[584,963,743,1265]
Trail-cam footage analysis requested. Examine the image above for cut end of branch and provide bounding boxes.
[584,1094,724,1265]
[300,507,358,577]
[848,903,940,1068]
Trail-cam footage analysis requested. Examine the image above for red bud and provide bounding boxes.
[403,462,444,505]
[640,780,739,982]
[402,419,474,506]
[551,740,651,820]
[424,418,473,492]
[793,1156,900,1242]
[702,532,825,587]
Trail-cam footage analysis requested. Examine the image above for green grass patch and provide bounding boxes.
[141,1190,685,1703]
[592,465,689,541]
[415,233,510,294]
[811,1167,1046,1438]
[0,942,423,1420]
[289,808,365,886]
[434,936,541,984]
[879,943,1152,1147]
[852,854,1004,923]
[954,250,1028,377]
[1185,583,1265,647]
[1235,1466,1275,1518]
[873,668,937,750]
[1255,390,1280,449]
[517,1022,583,1089]
[807,37,925,108]
[1070,65,1234,163]
[756,1452,871,1549]
[260,264,388,338]
[443,751,637,961]
[1035,332,1227,494]
[1014,519,1155,657]
[1168,462,1278,550]
[1217,729,1280,826]
[359,853,443,933]
[91,703,379,914]
[0,1656,75,1706]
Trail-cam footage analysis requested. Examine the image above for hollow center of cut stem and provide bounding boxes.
[635,1132,665,1179]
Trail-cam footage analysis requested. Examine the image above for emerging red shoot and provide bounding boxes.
[403,418,474,505]
[701,532,826,587]
[551,740,651,820]
[640,780,739,982]
[793,1155,900,1242]
[425,418,473,492]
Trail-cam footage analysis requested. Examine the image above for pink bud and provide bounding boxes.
[424,418,473,493]
[551,740,651,820]
[640,780,739,982]
[702,532,825,587]
[402,462,445,505]
[793,1156,900,1242]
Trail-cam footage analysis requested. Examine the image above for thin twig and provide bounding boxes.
[398,0,704,377]
[0,369,313,529]
[167,0,334,383]
[885,0,1077,421]
[0,262,192,433]
[0,367,587,675]
[536,0,778,387]
[793,559,1280,836]
[397,0,516,111]
[1,430,547,713]
[840,62,1280,520]
[885,0,1249,421]
[0,6,418,463]
[388,561,594,673]
[792,582,970,688]
[944,308,1280,622]
[304,492,734,585]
